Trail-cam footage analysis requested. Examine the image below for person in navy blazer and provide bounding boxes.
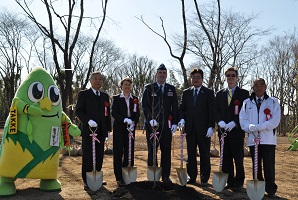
[75,71,112,190]
[214,67,249,191]
[178,68,215,186]
[111,77,140,186]
[142,64,178,183]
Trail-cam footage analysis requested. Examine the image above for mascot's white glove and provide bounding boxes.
[178,119,185,128]
[171,124,178,136]
[105,132,110,140]
[218,121,226,129]
[88,119,97,127]
[129,123,135,131]
[124,118,133,125]
[149,119,158,127]
[206,127,214,137]
[249,124,257,132]
[225,121,236,132]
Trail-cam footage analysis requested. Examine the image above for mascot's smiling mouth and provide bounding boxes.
[42,111,59,118]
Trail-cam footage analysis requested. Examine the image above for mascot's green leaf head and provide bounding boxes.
[15,67,62,113]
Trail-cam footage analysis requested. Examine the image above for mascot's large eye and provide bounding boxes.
[28,82,44,102]
[48,85,61,106]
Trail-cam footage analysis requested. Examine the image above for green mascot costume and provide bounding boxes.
[0,67,81,196]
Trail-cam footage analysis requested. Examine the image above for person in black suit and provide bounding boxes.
[214,67,249,191]
[142,64,178,183]
[75,71,112,191]
[178,68,215,186]
[111,77,140,187]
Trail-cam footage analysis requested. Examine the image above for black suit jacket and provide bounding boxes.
[75,88,112,138]
[214,86,249,138]
[111,94,140,131]
[142,82,178,132]
[179,86,215,135]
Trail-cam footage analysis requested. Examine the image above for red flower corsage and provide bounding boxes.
[104,101,109,116]
[234,100,240,115]
[168,115,172,128]
[133,98,138,112]
[264,108,272,121]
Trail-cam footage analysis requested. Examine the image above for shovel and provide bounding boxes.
[212,130,228,192]
[147,125,162,187]
[122,124,137,185]
[246,134,265,200]
[86,126,103,191]
[176,127,188,186]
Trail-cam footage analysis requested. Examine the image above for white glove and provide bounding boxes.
[225,121,236,132]
[124,118,133,125]
[171,124,178,136]
[129,123,135,131]
[218,121,226,129]
[178,119,185,128]
[206,127,214,137]
[88,119,97,127]
[149,119,158,127]
[105,132,110,140]
[249,124,257,132]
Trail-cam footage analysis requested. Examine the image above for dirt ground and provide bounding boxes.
[0,130,297,200]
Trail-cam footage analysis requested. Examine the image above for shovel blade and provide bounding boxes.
[122,167,137,185]
[147,166,162,181]
[246,180,265,200]
[86,170,103,191]
[176,168,188,186]
[212,172,228,192]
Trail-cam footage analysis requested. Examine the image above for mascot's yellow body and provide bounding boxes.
[0,67,81,196]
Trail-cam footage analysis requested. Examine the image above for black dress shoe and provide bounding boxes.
[224,184,233,190]
[117,179,126,187]
[200,182,208,187]
[84,183,90,191]
[231,185,243,192]
[268,193,278,199]
[102,181,107,185]
[162,177,172,183]
[187,177,196,184]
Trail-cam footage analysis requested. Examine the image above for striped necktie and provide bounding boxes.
[228,89,232,105]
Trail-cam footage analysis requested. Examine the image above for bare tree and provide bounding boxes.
[137,0,189,88]
[259,31,298,134]
[0,10,38,119]
[16,0,109,119]
[191,0,270,91]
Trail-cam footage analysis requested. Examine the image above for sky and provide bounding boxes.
[1,0,298,71]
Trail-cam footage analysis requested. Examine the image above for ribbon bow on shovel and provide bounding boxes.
[122,124,138,185]
[86,126,103,191]
[212,129,228,192]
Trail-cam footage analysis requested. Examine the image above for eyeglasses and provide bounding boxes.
[226,74,236,77]
[191,76,202,79]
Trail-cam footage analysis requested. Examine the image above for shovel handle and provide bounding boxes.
[127,125,134,166]
[219,131,227,170]
[179,131,186,168]
[253,135,261,179]
[89,126,99,167]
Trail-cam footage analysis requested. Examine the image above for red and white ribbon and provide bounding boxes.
[133,98,138,112]
[234,100,240,115]
[150,131,159,142]
[104,101,109,116]
[168,115,172,128]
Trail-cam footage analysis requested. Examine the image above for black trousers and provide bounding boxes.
[113,128,135,181]
[146,127,172,178]
[186,125,211,183]
[221,137,245,187]
[81,132,105,184]
[249,144,277,195]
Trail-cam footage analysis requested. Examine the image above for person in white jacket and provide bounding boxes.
[239,78,281,199]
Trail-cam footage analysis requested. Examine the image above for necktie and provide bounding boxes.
[228,89,232,105]
[159,85,163,94]
[194,89,198,105]
[257,98,262,109]
[96,91,99,96]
